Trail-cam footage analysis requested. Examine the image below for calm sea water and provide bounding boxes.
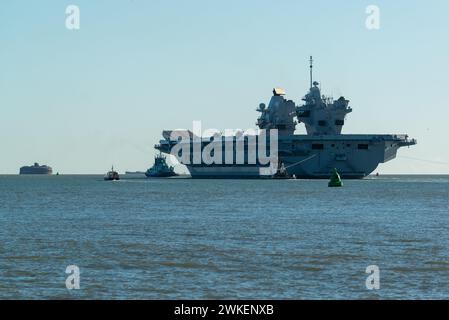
[0,175,448,299]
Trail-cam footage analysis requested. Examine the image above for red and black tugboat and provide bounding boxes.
[104,166,120,181]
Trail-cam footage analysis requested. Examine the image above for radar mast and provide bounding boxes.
[309,56,313,89]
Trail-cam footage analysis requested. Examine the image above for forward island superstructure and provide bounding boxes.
[155,57,417,179]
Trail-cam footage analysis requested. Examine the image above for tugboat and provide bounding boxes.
[272,161,291,179]
[145,153,178,178]
[328,168,343,187]
[104,166,120,181]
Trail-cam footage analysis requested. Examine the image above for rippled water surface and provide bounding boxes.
[0,175,448,299]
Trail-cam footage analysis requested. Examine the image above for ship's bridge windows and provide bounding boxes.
[312,143,324,150]
[358,144,369,150]
[318,120,327,127]
[335,120,344,126]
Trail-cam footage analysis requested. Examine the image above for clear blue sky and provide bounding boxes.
[1,0,448,174]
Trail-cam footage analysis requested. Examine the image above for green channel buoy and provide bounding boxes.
[328,168,343,187]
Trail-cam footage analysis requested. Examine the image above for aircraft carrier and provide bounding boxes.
[155,57,417,179]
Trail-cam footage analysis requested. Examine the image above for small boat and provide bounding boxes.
[272,161,291,179]
[145,153,178,178]
[104,166,120,181]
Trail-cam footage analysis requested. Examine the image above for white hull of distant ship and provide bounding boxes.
[155,57,416,179]
[19,163,53,175]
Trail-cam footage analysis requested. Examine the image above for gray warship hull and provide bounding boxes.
[281,134,413,179]
[156,133,415,179]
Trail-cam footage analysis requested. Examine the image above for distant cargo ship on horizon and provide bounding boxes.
[19,163,53,175]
